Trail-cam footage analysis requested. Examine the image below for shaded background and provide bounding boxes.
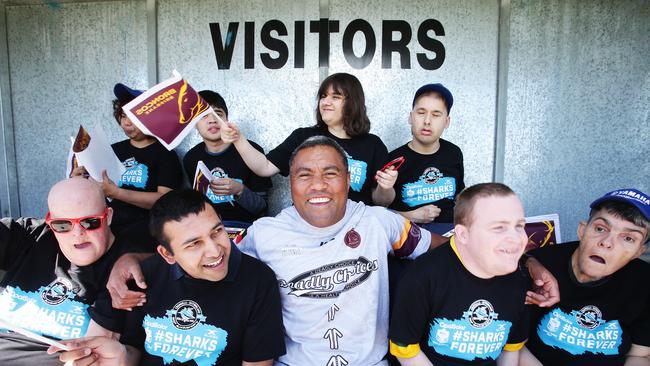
[0,0,648,243]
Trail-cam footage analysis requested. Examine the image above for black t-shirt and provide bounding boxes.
[182,141,272,223]
[110,139,183,227]
[113,244,285,365]
[389,239,529,366]
[527,242,650,366]
[387,140,464,223]
[266,126,388,205]
[0,218,125,365]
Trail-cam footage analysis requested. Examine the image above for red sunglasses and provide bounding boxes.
[45,208,109,233]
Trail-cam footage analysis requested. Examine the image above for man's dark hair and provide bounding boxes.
[315,73,370,137]
[199,90,229,118]
[149,189,219,252]
[112,99,126,125]
[454,183,516,226]
[289,136,349,173]
[589,200,650,244]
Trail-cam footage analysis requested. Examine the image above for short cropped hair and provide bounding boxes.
[289,136,349,173]
[589,200,650,244]
[454,183,516,226]
[198,90,229,118]
[149,189,218,252]
[315,73,370,137]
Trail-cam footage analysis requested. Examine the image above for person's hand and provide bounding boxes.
[375,167,398,190]
[209,178,244,197]
[525,256,560,307]
[411,204,441,224]
[70,166,89,178]
[106,253,147,311]
[47,336,127,366]
[220,121,242,144]
[100,170,120,199]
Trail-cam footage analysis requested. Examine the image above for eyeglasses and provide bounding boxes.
[45,208,109,233]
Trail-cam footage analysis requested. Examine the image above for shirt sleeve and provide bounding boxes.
[88,289,126,333]
[156,149,183,190]
[389,259,433,356]
[630,268,650,346]
[379,209,431,259]
[456,149,465,196]
[504,303,530,351]
[237,225,259,259]
[118,306,146,349]
[266,129,305,176]
[182,150,197,187]
[241,264,286,361]
[0,218,48,271]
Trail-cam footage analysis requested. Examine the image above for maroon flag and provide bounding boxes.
[123,71,212,150]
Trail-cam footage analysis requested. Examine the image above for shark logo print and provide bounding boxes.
[402,166,456,207]
[537,306,622,356]
[119,157,149,189]
[41,278,74,305]
[143,300,229,366]
[278,257,379,299]
[428,299,512,361]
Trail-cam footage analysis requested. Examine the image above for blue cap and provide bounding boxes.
[412,83,453,113]
[113,83,144,105]
[590,188,650,222]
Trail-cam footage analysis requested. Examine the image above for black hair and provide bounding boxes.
[315,73,370,137]
[589,200,650,244]
[112,99,126,125]
[149,189,219,252]
[289,136,349,172]
[199,90,229,118]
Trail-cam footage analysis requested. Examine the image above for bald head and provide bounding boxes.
[48,177,106,217]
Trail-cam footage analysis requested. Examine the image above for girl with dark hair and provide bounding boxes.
[222,73,395,206]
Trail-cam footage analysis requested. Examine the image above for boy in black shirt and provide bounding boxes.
[183,90,271,225]
[390,183,530,366]
[103,83,183,241]
[386,83,464,226]
[0,178,126,365]
[521,188,650,365]
[54,190,285,366]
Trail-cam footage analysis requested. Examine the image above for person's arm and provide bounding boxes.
[397,205,441,224]
[522,255,560,307]
[100,170,171,210]
[518,346,543,366]
[235,186,268,215]
[395,350,434,366]
[372,168,397,207]
[48,337,140,366]
[429,232,447,251]
[625,344,650,366]
[0,217,46,271]
[106,252,153,310]
[221,122,280,177]
[243,361,274,366]
[497,350,520,366]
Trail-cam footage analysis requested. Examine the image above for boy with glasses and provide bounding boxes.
[0,177,137,365]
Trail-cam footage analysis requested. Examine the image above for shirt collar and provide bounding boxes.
[170,240,242,282]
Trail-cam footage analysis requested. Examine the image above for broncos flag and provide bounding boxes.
[122,70,218,150]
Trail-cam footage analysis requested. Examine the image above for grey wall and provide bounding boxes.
[504,0,650,240]
[0,0,648,243]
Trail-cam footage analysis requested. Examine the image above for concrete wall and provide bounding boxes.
[1,0,647,242]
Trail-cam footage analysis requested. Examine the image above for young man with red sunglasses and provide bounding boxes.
[0,177,137,365]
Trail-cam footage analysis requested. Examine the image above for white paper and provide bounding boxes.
[0,317,70,351]
[75,124,125,183]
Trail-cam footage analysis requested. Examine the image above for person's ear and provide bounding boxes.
[157,245,176,265]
